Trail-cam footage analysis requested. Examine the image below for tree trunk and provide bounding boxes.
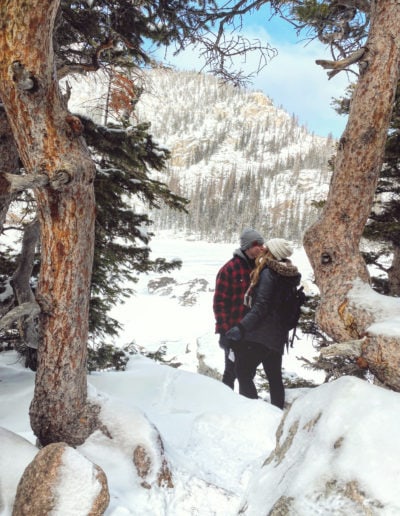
[303,2,400,388]
[0,0,99,445]
[388,245,400,297]
[0,102,19,232]
[11,219,40,356]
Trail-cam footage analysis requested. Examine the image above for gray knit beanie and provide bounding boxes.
[240,227,264,251]
[266,238,293,260]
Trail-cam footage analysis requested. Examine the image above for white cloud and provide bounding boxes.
[249,28,351,137]
[157,27,352,138]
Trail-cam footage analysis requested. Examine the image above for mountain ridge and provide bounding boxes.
[134,68,336,243]
[67,67,336,243]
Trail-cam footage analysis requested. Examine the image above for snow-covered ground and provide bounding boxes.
[109,233,324,386]
[2,234,400,515]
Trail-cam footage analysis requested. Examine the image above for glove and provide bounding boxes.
[219,334,231,349]
[225,325,243,342]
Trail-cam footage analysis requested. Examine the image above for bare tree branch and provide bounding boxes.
[316,46,366,78]
[0,172,49,195]
[57,38,114,80]
[334,0,371,13]
[0,169,71,195]
[195,33,277,86]
[0,301,40,331]
[0,101,19,233]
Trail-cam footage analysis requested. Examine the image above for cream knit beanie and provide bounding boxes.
[266,238,293,260]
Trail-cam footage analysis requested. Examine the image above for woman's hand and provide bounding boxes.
[225,325,244,341]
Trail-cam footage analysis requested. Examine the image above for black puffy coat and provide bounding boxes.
[239,258,301,354]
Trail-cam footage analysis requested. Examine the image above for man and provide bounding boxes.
[213,227,265,389]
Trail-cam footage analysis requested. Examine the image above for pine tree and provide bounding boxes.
[361,87,400,296]
[1,3,195,365]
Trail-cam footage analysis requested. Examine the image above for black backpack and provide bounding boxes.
[245,278,307,349]
[278,284,307,348]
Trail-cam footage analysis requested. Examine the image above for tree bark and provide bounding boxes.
[11,219,40,352]
[0,103,19,232]
[304,2,400,388]
[388,245,400,297]
[0,1,99,445]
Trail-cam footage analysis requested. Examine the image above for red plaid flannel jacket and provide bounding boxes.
[213,250,253,335]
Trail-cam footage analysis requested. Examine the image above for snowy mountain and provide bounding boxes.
[67,68,336,243]
[134,69,336,243]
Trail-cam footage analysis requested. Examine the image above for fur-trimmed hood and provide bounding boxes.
[264,256,299,278]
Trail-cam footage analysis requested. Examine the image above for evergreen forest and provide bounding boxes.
[69,68,336,244]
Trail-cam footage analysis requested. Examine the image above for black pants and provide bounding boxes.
[234,341,284,409]
[219,335,236,389]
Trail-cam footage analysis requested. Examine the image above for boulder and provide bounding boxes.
[12,442,109,515]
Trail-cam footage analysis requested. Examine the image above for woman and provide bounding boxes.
[225,238,301,409]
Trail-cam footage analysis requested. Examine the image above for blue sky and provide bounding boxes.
[159,5,353,139]
[245,5,351,138]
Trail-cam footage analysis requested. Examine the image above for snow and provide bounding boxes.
[349,278,400,337]
[0,428,38,515]
[63,70,335,243]
[0,351,280,515]
[2,235,400,514]
[108,235,322,384]
[0,280,13,303]
[55,447,104,514]
[243,376,400,515]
